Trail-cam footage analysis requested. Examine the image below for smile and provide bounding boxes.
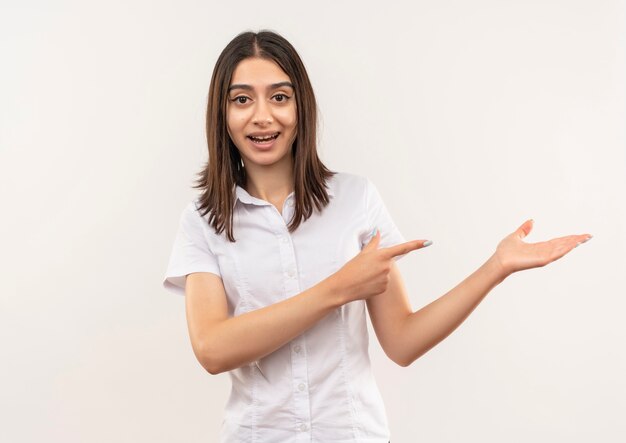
[247,132,280,143]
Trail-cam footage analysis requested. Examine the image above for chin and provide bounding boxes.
[243,150,292,168]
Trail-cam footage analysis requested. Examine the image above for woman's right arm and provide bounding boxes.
[185,232,426,375]
[186,271,343,374]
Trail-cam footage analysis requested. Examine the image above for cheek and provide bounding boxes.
[277,106,297,129]
[226,112,245,136]
[226,121,244,149]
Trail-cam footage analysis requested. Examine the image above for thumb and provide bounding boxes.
[515,219,534,239]
[362,228,381,252]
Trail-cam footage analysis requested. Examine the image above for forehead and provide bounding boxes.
[230,57,291,86]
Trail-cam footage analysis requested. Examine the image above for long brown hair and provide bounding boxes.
[193,30,335,242]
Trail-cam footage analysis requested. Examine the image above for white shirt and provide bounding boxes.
[163,172,405,443]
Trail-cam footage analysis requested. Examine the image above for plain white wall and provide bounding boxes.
[1,0,625,441]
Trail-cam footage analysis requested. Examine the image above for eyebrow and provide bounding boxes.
[227,81,294,92]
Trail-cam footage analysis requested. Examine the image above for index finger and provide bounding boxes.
[380,240,431,258]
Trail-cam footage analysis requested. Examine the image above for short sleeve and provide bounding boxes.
[363,178,407,260]
[162,202,221,296]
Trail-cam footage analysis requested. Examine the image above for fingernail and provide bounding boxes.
[423,240,433,247]
[582,236,592,243]
[370,228,378,237]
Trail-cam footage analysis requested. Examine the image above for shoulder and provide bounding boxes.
[327,172,394,216]
[180,200,204,222]
[327,171,372,197]
[176,200,211,235]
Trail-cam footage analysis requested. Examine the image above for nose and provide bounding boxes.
[252,100,273,126]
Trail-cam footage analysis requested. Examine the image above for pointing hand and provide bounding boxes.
[332,230,431,303]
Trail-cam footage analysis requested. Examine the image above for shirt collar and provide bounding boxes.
[234,181,335,208]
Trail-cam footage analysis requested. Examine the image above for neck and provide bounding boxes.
[243,155,295,203]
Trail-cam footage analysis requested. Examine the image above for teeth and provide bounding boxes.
[249,133,278,142]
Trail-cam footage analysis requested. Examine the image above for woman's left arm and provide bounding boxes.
[366,219,592,367]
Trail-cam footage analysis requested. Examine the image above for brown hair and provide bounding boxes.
[193,30,335,242]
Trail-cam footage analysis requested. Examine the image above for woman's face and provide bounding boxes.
[226,57,297,171]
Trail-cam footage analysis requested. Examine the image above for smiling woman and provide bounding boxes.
[225,58,298,173]
[195,31,333,243]
[162,29,591,443]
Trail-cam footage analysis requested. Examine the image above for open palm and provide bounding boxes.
[493,219,592,277]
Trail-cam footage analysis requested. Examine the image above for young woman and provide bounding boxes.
[163,30,591,443]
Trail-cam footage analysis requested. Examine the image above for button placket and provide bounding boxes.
[277,231,300,297]
[276,229,310,438]
[292,344,311,439]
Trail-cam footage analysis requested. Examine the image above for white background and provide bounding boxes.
[1,1,625,442]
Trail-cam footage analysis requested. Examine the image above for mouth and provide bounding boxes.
[247,132,280,143]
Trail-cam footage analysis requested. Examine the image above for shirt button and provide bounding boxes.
[293,345,301,353]
[287,269,296,278]
[298,383,306,391]
[280,236,289,244]
[299,423,308,432]
[287,200,294,207]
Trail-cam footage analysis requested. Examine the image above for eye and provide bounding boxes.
[231,96,250,105]
[273,93,291,103]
